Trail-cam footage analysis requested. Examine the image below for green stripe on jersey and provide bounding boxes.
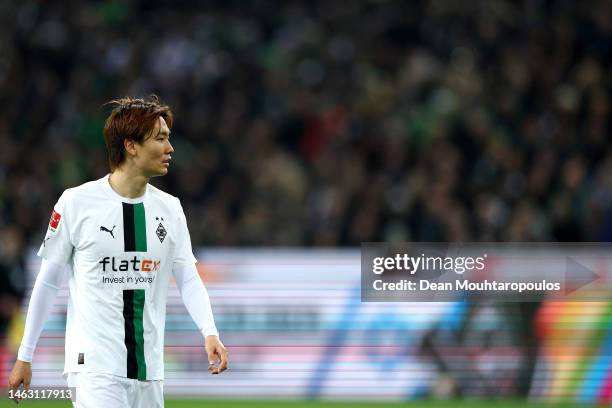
[133,203,147,252]
[123,289,147,380]
[133,289,147,381]
[122,203,147,252]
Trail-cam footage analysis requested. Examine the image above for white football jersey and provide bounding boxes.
[38,174,196,380]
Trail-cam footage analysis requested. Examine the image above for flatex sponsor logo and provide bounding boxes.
[99,256,161,272]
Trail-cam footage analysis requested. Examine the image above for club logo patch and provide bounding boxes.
[156,223,167,243]
[155,217,167,243]
[48,210,62,234]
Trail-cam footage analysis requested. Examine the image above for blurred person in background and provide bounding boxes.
[0,226,27,390]
[7,96,227,407]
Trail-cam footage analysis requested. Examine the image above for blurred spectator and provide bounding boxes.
[0,225,27,387]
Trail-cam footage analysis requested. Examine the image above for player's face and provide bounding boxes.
[135,116,173,177]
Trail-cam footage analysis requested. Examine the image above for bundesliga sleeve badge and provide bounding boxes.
[48,209,62,234]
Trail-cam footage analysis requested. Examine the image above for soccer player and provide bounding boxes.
[8,96,228,407]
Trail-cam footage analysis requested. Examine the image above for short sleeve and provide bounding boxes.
[173,199,197,266]
[37,191,74,265]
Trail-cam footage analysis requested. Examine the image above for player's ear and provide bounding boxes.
[124,139,137,157]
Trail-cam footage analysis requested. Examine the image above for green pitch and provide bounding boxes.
[0,399,581,408]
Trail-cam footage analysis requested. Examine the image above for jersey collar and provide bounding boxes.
[101,174,149,203]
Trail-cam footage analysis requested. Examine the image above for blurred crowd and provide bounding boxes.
[1,0,612,251]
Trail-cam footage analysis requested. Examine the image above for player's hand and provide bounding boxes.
[205,335,228,374]
[8,360,32,404]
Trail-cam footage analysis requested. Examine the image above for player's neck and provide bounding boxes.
[108,167,149,199]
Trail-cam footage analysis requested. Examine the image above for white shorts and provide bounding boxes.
[66,372,163,408]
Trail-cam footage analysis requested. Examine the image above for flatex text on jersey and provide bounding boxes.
[99,256,161,272]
